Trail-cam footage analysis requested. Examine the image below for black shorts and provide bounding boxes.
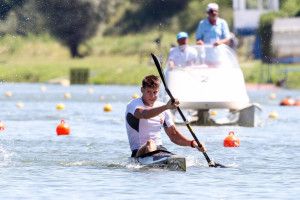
[131,145,171,158]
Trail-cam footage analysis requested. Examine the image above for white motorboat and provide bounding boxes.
[163,45,261,127]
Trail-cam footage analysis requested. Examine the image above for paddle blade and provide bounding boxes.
[209,161,228,168]
[150,53,167,88]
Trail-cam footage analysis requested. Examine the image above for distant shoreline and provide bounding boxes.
[246,83,278,90]
[0,34,299,89]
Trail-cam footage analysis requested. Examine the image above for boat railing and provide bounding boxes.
[167,44,239,69]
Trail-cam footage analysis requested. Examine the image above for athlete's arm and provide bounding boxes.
[165,125,191,146]
[165,125,207,152]
[134,99,179,119]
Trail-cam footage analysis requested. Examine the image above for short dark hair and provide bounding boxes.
[142,75,160,88]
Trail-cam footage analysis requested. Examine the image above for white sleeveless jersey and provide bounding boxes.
[125,98,174,151]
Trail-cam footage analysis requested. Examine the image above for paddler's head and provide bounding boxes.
[176,32,188,46]
[141,75,160,106]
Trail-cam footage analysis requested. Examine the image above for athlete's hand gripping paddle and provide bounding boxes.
[151,53,226,168]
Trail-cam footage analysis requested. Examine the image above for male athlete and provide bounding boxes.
[125,75,206,157]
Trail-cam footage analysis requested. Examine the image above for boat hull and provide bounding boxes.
[163,45,250,110]
[133,150,187,171]
[165,67,250,110]
[161,45,260,127]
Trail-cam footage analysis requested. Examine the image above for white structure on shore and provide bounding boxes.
[233,0,279,35]
[272,17,300,63]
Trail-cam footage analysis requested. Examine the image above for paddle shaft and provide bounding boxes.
[151,53,213,166]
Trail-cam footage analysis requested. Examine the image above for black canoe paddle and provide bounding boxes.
[151,53,226,168]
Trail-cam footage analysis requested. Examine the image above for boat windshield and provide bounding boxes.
[167,44,239,69]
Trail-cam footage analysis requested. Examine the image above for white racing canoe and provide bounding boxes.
[131,150,186,171]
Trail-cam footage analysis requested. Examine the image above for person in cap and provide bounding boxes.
[125,74,207,158]
[195,3,231,46]
[167,32,198,69]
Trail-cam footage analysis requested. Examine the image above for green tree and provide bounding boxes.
[0,0,25,19]
[14,0,45,35]
[108,0,189,35]
[37,0,117,58]
[280,0,300,16]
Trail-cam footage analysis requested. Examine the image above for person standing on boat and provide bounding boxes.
[125,75,206,157]
[195,3,231,46]
[167,32,198,69]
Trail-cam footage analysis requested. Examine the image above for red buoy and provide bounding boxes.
[224,131,240,147]
[56,120,70,136]
[0,121,5,131]
[280,97,295,106]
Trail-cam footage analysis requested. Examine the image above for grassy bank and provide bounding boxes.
[0,33,299,88]
[241,60,300,89]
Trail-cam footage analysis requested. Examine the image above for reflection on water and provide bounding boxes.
[0,83,299,199]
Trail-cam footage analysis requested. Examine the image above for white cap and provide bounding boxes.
[207,3,219,12]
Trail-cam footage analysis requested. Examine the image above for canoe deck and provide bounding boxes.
[131,150,187,171]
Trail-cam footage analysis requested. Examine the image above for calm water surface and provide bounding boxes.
[0,83,299,200]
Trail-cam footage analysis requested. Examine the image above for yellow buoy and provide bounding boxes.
[103,103,112,112]
[209,110,217,117]
[132,93,140,99]
[56,103,65,111]
[60,79,70,87]
[64,92,72,99]
[5,91,13,97]
[40,85,47,93]
[88,88,95,94]
[16,102,24,109]
[269,111,279,119]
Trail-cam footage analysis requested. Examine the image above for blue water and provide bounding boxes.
[0,83,299,199]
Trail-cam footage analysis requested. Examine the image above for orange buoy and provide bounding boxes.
[0,121,5,131]
[280,97,295,106]
[56,120,70,136]
[294,100,300,106]
[223,131,240,147]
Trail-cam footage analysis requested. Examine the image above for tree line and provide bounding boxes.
[0,0,121,57]
[1,0,213,58]
[4,0,298,61]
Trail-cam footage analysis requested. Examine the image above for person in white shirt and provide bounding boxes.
[125,74,206,157]
[167,32,198,69]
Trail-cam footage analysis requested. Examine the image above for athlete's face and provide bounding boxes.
[141,86,159,106]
